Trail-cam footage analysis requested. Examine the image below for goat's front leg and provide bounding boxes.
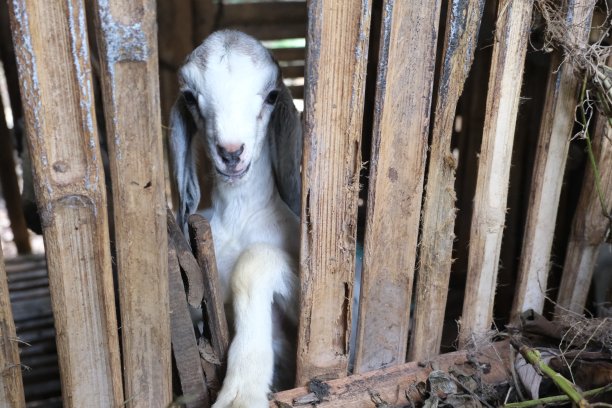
[212,244,297,408]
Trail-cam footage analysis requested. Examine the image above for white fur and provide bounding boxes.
[169,30,302,407]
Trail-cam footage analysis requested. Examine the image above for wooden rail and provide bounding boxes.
[460,0,534,345]
[7,1,123,406]
[0,245,25,408]
[512,0,595,318]
[355,0,442,373]
[296,0,371,384]
[92,0,171,406]
[410,0,485,361]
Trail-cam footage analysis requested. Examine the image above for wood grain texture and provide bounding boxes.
[188,214,229,365]
[354,0,442,374]
[0,246,25,408]
[556,99,612,314]
[512,0,595,319]
[296,0,371,385]
[459,0,534,346]
[272,340,510,407]
[168,242,210,408]
[409,0,485,361]
[7,0,123,406]
[92,1,171,406]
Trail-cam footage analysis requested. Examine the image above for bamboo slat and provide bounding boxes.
[7,0,123,406]
[354,0,442,373]
[273,341,510,407]
[296,0,371,384]
[459,0,534,345]
[410,0,485,360]
[92,0,171,406]
[556,95,612,314]
[0,246,25,408]
[168,242,209,408]
[512,0,595,318]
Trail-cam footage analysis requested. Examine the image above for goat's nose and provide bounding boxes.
[217,144,244,167]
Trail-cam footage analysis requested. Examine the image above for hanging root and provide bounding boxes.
[535,0,612,117]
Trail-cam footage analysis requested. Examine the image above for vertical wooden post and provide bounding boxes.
[0,246,25,408]
[410,0,485,360]
[512,0,595,318]
[92,1,171,406]
[296,0,371,384]
[354,0,442,373]
[556,97,612,314]
[459,0,534,345]
[7,1,123,406]
[0,94,30,254]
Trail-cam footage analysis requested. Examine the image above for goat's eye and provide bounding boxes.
[264,90,279,105]
[182,90,197,106]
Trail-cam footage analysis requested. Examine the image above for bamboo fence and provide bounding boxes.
[0,0,609,407]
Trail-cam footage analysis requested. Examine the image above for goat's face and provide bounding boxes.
[178,31,281,183]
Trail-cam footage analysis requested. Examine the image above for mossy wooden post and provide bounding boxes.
[92,1,171,406]
[556,92,612,315]
[459,0,534,345]
[296,0,371,384]
[512,0,595,319]
[7,1,123,406]
[409,0,484,360]
[0,246,25,408]
[354,1,442,373]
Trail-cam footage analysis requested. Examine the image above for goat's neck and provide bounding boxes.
[212,146,276,222]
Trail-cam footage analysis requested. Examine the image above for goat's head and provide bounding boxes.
[170,30,301,229]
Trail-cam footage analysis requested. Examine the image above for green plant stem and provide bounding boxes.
[511,340,590,407]
[504,384,612,407]
[580,76,612,224]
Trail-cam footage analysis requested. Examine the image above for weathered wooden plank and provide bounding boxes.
[296,0,371,384]
[92,0,171,406]
[0,246,25,408]
[272,340,511,407]
[354,0,442,373]
[459,0,534,346]
[232,23,307,42]
[0,91,30,255]
[512,0,595,318]
[188,214,229,365]
[556,86,612,314]
[222,2,306,26]
[410,0,485,360]
[271,47,306,62]
[168,241,210,408]
[7,1,123,406]
[167,209,204,307]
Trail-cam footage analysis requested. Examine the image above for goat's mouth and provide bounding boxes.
[215,163,251,181]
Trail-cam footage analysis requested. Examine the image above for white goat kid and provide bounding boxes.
[169,30,302,408]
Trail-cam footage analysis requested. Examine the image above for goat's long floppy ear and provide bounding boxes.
[169,96,201,234]
[269,85,303,217]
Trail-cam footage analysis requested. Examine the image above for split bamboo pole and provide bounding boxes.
[92,1,171,406]
[7,1,123,405]
[459,0,534,346]
[296,0,371,384]
[556,86,612,315]
[512,0,595,319]
[409,0,485,361]
[354,0,442,373]
[0,246,25,408]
